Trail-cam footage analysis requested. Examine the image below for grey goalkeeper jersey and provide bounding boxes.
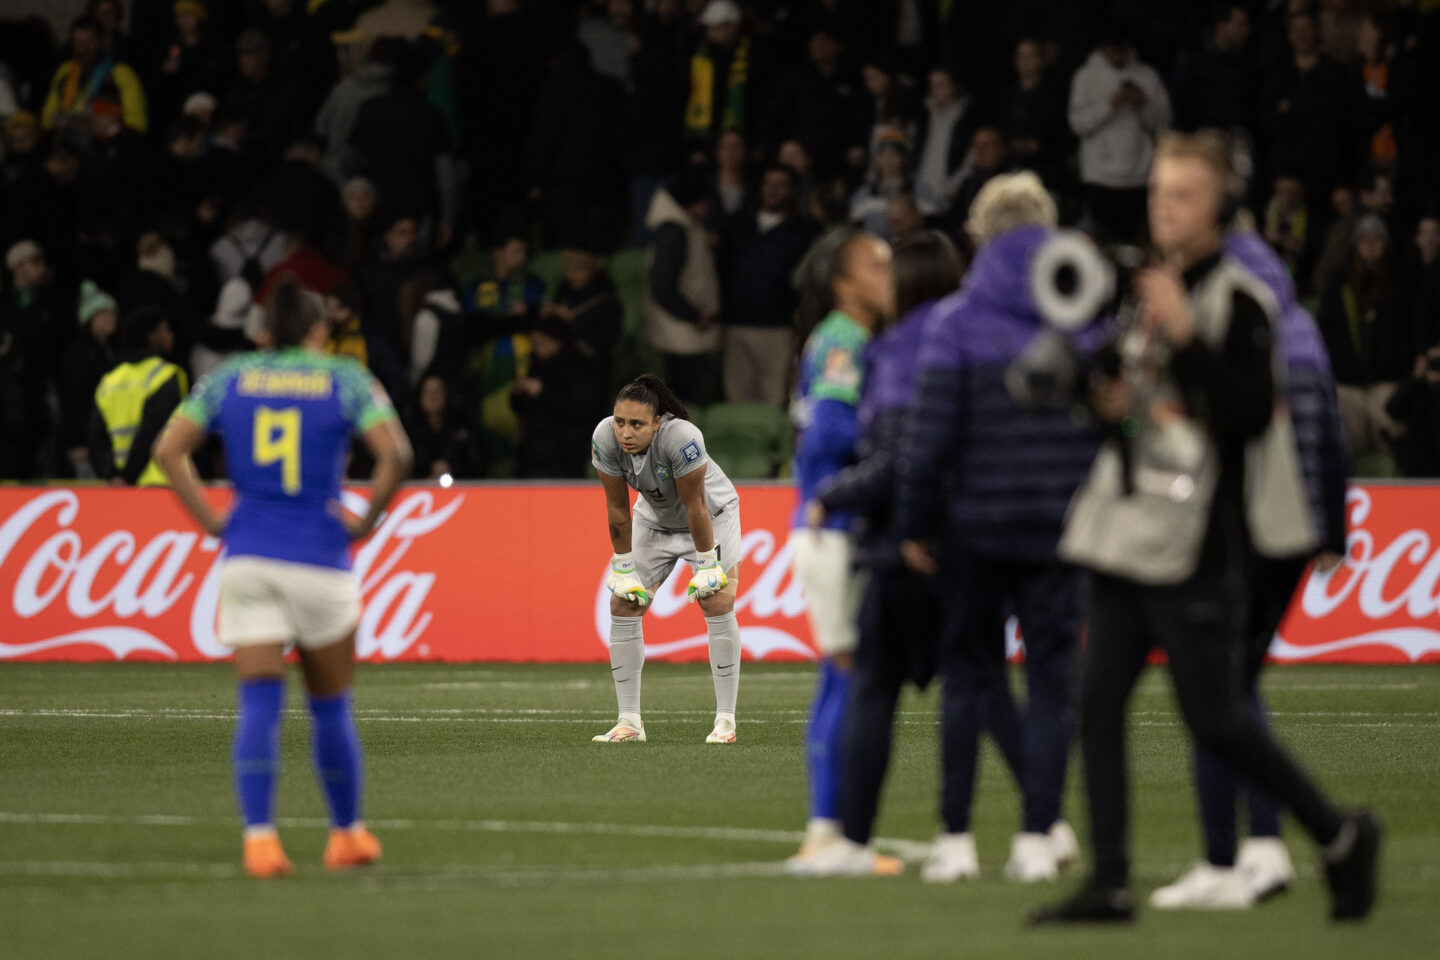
[592,415,739,533]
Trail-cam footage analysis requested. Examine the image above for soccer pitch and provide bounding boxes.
[1,663,1436,959]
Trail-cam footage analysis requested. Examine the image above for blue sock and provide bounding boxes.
[806,660,851,821]
[309,691,364,829]
[233,678,284,828]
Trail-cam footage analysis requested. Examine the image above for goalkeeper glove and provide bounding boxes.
[606,553,650,606]
[687,547,727,603]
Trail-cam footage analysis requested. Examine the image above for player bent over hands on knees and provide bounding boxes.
[153,277,413,878]
[592,374,744,744]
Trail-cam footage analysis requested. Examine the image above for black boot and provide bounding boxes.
[1325,810,1381,921]
[1028,880,1136,926]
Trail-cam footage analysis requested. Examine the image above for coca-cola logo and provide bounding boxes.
[592,529,816,660]
[0,489,461,661]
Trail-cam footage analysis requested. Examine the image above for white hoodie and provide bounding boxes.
[1068,48,1171,189]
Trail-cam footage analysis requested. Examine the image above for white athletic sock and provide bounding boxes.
[705,611,741,716]
[609,615,645,719]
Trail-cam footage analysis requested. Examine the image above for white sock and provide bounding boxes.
[609,615,645,719]
[705,611,741,716]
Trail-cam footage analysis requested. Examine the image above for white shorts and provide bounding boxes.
[218,556,361,650]
[791,528,865,656]
[633,508,743,589]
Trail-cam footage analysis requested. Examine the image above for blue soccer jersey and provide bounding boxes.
[791,310,870,530]
[177,349,397,570]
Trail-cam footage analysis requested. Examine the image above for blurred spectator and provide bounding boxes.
[1356,11,1398,173]
[247,0,336,122]
[1311,185,1357,299]
[1264,173,1318,289]
[349,38,456,249]
[209,202,286,289]
[1168,3,1258,137]
[1069,28,1171,244]
[950,126,1011,236]
[406,372,481,480]
[314,36,404,181]
[330,177,381,275]
[1,240,72,412]
[91,305,187,486]
[1385,344,1440,477]
[78,96,148,244]
[913,66,978,218]
[719,163,818,404]
[886,192,926,243]
[42,16,149,135]
[408,279,461,386]
[324,282,369,367]
[191,276,253,380]
[778,138,816,217]
[1317,214,1409,459]
[860,53,917,160]
[224,29,300,175]
[147,0,221,128]
[255,236,351,304]
[1262,8,1357,205]
[61,280,119,477]
[714,129,748,215]
[525,39,621,253]
[1,112,42,195]
[761,26,865,179]
[683,1,751,155]
[579,0,636,83]
[643,172,720,404]
[360,211,430,407]
[117,231,185,319]
[88,0,129,57]
[0,323,33,479]
[511,316,595,478]
[851,131,912,240]
[995,38,1068,189]
[145,116,211,243]
[259,136,342,251]
[1318,0,1361,67]
[542,248,622,402]
[1404,216,1440,352]
[618,7,687,244]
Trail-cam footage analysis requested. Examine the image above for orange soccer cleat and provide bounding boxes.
[243,831,294,879]
[324,825,383,870]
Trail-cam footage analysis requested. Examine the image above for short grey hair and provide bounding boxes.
[965,171,1057,246]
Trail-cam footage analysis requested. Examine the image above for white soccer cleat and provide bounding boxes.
[1237,837,1295,901]
[920,832,980,883]
[705,717,736,744]
[786,837,904,878]
[592,722,646,742]
[1049,819,1080,870]
[1004,832,1060,883]
[1150,861,1256,910]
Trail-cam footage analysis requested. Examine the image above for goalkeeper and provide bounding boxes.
[591,374,743,744]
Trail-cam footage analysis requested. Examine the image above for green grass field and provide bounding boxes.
[1,662,1436,959]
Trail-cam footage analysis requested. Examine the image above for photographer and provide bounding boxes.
[1033,133,1379,925]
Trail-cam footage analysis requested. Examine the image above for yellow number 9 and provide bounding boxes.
[254,406,302,494]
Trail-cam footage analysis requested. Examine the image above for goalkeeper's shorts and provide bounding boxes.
[632,508,742,591]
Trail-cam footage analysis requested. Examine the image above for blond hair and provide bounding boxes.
[966,171,1057,246]
[1154,130,1246,206]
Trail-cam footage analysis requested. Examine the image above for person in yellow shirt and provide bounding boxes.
[42,15,149,134]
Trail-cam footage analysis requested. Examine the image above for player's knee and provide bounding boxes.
[610,593,648,617]
[697,591,735,617]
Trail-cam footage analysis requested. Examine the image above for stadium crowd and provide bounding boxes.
[1,0,1440,483]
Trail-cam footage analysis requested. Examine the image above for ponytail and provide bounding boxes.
[266,274,325,349]
[616,373,690,422]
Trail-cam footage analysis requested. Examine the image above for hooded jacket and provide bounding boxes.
[1068,49,1171,189]
[643,189,720,356]
[894,226,1101,561]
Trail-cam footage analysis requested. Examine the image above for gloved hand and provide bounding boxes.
[687,547,727,603]
[606,553,650,606]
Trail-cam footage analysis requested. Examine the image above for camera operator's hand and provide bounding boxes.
[1135,267,1194,347]
[900,540,938,576]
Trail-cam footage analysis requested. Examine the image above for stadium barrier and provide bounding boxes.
[1,484,1438,664]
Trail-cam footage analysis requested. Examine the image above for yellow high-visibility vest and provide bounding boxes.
[94,356,188,486]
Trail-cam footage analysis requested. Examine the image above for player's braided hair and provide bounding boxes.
[267,274,324,348]
[617,374,690,422]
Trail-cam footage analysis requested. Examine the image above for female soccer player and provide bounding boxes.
[786,227,896,866]
[153,277,413,878]
[591,374,742,744]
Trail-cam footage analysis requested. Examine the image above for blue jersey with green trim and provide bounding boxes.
[177,349,396,570]
[792,310,870,530]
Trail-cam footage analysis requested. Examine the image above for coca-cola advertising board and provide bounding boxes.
[0,484,1437,664]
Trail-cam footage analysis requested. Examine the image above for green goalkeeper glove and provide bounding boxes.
[606,553,650,606]
[687,547,727,603]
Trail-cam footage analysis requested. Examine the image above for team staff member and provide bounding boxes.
[92,306,187,486]
[591,374,743,745]
[894,173,1093,883]
[153,278,412,879]
[1034,132,1379,924]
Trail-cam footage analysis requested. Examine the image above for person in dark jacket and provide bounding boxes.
[894,172,1095,884]
[760,27,865,179]
[1169,3,1261,135]
[542,249,623,405]
[994,38,1069,191]
[718,163,820,404]
[405,373,481,481]
[61,280,119,478]
[511,317,596,478]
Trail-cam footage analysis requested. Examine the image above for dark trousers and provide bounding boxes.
[1081,572,1344,888]
[841,565,940,845]
[1192,556,1309,864]
[941,550,1080,834]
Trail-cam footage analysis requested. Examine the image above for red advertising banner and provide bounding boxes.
[0,484,1437,664]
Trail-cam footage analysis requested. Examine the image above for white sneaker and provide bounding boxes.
[705,717,736,744]
[920,832,979,883]
[1049,819,1080,870]
[592,721,645,742]
[1004,832,1060,882]
[1150,861,1256,910]
[787,838,904,877]
[1237,837,1294,901]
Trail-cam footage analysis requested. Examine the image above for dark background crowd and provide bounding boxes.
[2,0,1440,484]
